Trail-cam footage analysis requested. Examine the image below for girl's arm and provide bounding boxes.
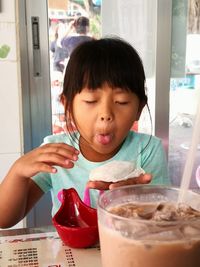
[0,172,44,228]
[0,143,79,228]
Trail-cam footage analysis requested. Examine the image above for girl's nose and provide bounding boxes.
[100,114,112,121]
[99,100,114,122]
[100,108,113,122]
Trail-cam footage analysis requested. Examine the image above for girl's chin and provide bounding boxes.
[92,143,120,157]
[81,142,114,155]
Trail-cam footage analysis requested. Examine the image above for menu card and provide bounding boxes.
[0,231,101,267]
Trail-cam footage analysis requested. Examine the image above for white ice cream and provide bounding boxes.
[89,160,145,182]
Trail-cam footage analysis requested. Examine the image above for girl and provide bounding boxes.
[0,37,169,228]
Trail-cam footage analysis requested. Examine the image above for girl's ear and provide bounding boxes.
[60,94,67,108]
[136,101,146,120]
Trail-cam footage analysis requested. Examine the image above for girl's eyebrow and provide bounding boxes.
[114,88,126,92]
[81,87,130,94]
[81,88,97,93]
[113,88,131,94]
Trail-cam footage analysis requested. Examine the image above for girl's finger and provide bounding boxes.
[25,161,75,177]
[136,174,152,184]
[109,174,152,189]
[40,143,79,160]
[37,152,78,167]
[87,181,111,190]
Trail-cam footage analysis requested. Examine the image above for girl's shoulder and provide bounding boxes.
[43,132,78,145]
[43,133,67,143]
[127,131,161,145]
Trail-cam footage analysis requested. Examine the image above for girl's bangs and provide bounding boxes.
[81,56,135,91]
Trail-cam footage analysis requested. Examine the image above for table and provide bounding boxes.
[0,225,101,267]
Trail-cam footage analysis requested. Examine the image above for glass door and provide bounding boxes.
[101,0,171,154]
[169,0,200,189]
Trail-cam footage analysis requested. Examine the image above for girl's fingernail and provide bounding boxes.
[109,184,114,189]
[65,159,70,165]
[75,150,80,154]
[52,167,57,173]
[73,155,78,161]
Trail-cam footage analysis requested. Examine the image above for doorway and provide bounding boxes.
[19,0,200,227]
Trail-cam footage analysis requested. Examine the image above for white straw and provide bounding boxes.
[178,88,200,203]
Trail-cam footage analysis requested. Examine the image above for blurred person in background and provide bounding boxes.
[50,22,69,73]
[61,16,94,57]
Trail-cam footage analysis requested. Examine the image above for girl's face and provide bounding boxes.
[71,84,143,162]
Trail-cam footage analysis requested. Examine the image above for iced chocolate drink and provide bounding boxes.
[97,185,200,267]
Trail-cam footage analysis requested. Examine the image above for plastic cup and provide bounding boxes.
[97,185,200,267]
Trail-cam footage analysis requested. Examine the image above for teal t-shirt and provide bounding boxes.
[32,131,170,216]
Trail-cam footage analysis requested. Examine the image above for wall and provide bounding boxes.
[0,0,25,228]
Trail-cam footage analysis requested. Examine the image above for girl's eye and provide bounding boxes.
[115,101,129,105]
[84,100,97,104]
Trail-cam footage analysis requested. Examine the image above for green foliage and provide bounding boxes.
[90,15,101,39]
[0,45,10,59]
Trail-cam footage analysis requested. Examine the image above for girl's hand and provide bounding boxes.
[87,173,152,190]
[11,143,79,179]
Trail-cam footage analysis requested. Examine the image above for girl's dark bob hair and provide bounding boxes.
[62,37,147,106]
